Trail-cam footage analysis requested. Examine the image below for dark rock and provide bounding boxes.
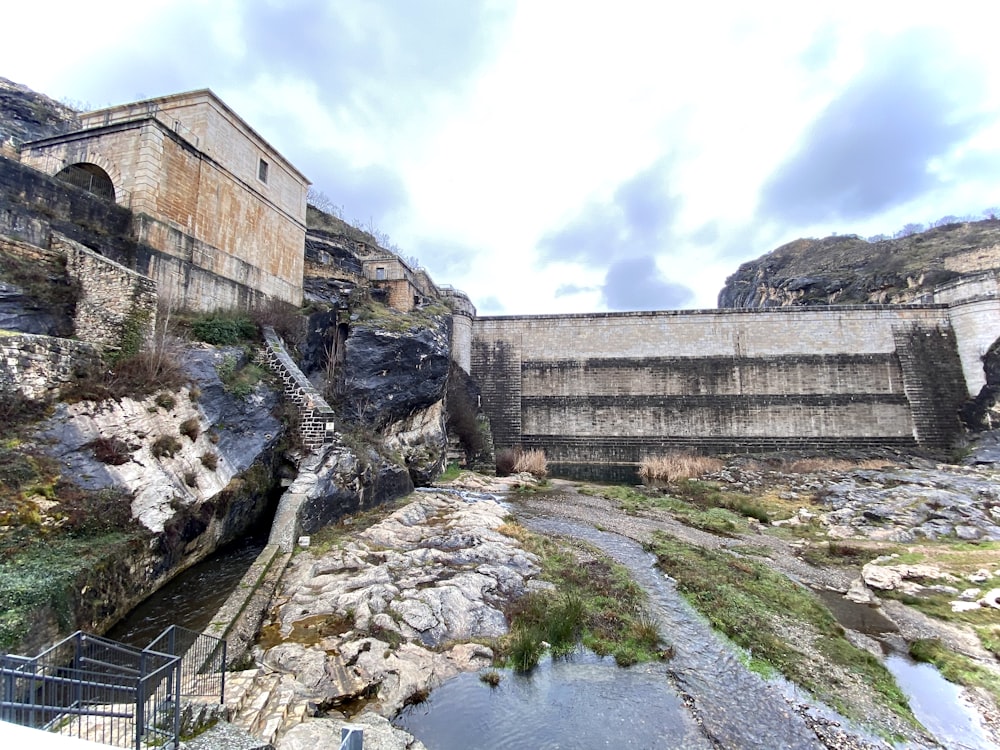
[961,336,1000,431]
[342,315,451,427]
[0,280,73,335]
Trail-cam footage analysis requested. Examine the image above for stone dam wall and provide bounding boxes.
[471,305,970,462]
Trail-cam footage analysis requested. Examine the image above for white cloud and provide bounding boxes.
[3,0,1000,315]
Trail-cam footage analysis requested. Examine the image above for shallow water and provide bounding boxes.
[884,654,997,750]
[395,651,710,750]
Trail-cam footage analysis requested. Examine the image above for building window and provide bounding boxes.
[375,267,386,280]
[258,158,269,183]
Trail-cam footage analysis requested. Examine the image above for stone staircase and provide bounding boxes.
[225,668,309,747]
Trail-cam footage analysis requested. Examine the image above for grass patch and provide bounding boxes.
[438,463,461,482]
[216,354,268,399]
[187,311,257,345]
[352,298,451,333]
[644,532,915,727]
[909,638,1000,706]
[800,540,902,568]
[495,523,667,671]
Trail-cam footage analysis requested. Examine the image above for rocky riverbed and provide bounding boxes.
[253,457,1000,749]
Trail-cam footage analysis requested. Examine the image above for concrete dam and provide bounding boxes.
[470,283,1000,463]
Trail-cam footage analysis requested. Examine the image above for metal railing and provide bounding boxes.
[1,626,226,749]
[146,625,226,704]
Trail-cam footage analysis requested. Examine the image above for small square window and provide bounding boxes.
[258,158,269,183]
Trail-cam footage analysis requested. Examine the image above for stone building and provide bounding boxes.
[18,90,309,310]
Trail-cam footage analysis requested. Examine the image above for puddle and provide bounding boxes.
[812,588,899,635]
[884,654,997,750]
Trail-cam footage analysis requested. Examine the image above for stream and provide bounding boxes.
[397,501,997,750]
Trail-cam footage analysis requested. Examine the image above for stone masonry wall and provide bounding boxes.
[53,233,158,350]
[259,327,336,452]
[0,332,101,399]
[472,305,967,461]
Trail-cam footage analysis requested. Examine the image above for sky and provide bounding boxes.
[3,1,1000,315]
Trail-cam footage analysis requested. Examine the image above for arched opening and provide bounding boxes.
[54,162,116,202]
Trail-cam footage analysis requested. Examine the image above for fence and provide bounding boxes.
[0,626,226,749]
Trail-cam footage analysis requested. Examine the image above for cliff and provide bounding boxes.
[718,220,1000,308]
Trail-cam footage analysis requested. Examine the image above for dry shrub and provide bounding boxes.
[513,449,548,478]
[639,452,724,484]
[496,447,548,478]
[88,437,132,465]
[784,458,889,474]
[496,447,520,476]
[179,417,201,441]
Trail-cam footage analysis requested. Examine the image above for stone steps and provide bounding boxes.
[228,669,306,746]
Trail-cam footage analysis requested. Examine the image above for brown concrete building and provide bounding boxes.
[19,90,308,310]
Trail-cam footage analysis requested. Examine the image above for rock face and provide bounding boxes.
[796,464,1000,543]
[19,344,286,645]
[341,317,451,428]
[0,76,79,143]
[259,490,538,717]
[293,445,415,535]
[339,315,452,484]
[718,220,1000,308]
[962,336,1000,430]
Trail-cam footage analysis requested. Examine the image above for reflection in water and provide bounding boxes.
[105,537,264,647]
[884,655,996,750]
[394,651,711,750]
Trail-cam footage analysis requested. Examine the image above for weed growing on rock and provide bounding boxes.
[179,418,201,441]
[151,435,181,458]
[200,451,218,471]
[496,524,666,671]
[88,436,132,465]
[479,669,502,687]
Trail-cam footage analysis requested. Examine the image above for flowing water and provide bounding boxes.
[397,497,998,750]
[397,507,833,749]
[884,655,996,750]
[395,651,711,750]
[105,537,264,647]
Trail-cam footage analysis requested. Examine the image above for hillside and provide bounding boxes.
[718,220,1000,308]
[0,76,78,143]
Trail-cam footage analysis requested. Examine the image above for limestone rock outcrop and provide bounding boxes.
[718,220,1000,308]
[259,490,538,717]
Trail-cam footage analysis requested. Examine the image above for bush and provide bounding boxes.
[155,392,177,410]
[200,451,218,471]
[151,435,181,458]
[179,418,201,441]
[190,312,256,345]
[496,447,520,476]
[639,452,724,484]
[88,437,132,465]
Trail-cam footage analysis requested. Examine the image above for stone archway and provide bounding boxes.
[54,162,115,202]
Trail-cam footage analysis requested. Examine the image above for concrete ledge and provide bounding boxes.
[203,543,289,668]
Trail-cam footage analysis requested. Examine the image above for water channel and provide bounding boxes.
[105,537,264,648]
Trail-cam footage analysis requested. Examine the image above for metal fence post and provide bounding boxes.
[340,725,364,750]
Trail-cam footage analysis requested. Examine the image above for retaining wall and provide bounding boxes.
[258,327,336,452]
